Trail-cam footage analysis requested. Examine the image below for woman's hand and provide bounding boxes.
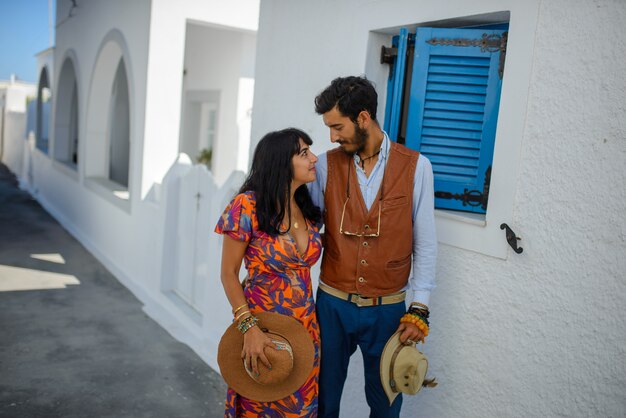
[241,325,276,376]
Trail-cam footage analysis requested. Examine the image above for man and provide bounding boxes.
[308,76,437,418]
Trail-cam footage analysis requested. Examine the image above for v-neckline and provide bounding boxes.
[351,152,389,218]
[284,218,311,260]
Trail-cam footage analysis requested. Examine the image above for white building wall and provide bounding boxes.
[251,1,626,417]
[0,79,36,175]
[6,0,622,415]
[15,0,260,388]
[142,0,259,196]
[26,0,154,306]
[180,23,256,184]
[138,0,259,367]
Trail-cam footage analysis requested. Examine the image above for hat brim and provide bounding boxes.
[380,331,403,405]
[380,331,429,405]
[217,311,315,402]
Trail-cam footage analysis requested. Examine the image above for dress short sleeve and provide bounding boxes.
[214,192,255,242]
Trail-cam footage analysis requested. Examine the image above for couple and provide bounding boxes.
[215,76,437,418]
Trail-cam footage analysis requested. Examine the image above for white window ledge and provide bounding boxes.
[52,160,79,181]
[435,208,511,259]
[85,176,130,213]
[436,209,486,226]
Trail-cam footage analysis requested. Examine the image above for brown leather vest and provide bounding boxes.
[321,142,419,297]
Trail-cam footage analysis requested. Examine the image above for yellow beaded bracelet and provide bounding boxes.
[400,313,429,337]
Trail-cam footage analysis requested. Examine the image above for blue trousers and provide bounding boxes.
[316,288,406,418]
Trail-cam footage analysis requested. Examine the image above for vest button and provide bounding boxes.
[363,242,368,247]
[358,276,365,283]
[360,259,367,265]
[364,225,370,229]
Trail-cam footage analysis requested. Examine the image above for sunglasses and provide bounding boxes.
[339,156,386,237]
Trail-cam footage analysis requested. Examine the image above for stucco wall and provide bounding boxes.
[143,0,259,196]
[251,1,626,417]
[181,23,256,184]
[1,81,36,175]
[14,0,262,391]
[30,0,153,301]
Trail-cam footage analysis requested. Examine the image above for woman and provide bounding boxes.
[215,128,322,417]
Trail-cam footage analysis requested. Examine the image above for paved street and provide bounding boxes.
[0,164,227,418]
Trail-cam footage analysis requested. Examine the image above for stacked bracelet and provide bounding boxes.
[237,315,259,334]
[400,313,429,337]
[234,310,251,323]
[408,305,430,324]
[401,303,431,337]
[232,303,248,315]
[410,302,429,312]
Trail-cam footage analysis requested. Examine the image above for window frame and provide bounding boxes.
[385,25,507,215]
[367,11,536,259]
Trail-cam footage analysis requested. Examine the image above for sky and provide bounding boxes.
[0,0,56,83]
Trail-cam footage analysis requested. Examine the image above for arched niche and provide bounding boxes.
[85,30,134,192]
[36,67,52,154]
[54,54,80,167]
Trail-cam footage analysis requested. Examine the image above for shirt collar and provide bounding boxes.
[380,131,391,161]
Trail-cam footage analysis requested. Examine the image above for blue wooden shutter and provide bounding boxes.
[383,28,409,141]
[404,27,506,214]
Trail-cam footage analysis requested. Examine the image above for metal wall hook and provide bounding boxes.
[380,45,398,64]
[500,223,523,254]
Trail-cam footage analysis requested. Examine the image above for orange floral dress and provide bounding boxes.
[215,191,322,418]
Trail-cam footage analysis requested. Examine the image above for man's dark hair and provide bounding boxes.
[314,76,378,122]
[239,128,321,236]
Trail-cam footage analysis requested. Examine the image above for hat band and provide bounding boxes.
[388,344,405,393]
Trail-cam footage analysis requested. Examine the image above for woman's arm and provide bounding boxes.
[220,235,275,376]
[220,234,249,309]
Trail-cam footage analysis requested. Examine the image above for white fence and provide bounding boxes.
[158,153,247,351]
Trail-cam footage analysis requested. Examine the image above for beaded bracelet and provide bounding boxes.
[408,302,430,325]
[237,316,259,334]
[402,312,429,328]
[238,315,255,326]
[407,310,430,326]
[400,313,429,337]
[238,316,255,331]
[408,305,429,318]
[410,302,429,311]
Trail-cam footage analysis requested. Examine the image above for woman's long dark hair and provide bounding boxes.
[239,128,321,236]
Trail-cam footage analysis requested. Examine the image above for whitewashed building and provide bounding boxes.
[249,1,625,417]
[3,0,260,384]
[3,0,625,417]
[0,75,37,181]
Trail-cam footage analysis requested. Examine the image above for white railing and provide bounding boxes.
[158,153,247,357]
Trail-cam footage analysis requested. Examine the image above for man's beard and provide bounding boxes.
[341,123,368,155]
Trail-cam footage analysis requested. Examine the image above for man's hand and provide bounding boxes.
[396,322,424,345]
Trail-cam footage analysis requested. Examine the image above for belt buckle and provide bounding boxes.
[353,295,370,307]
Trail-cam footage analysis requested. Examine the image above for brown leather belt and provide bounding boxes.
[318,282,406,307]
